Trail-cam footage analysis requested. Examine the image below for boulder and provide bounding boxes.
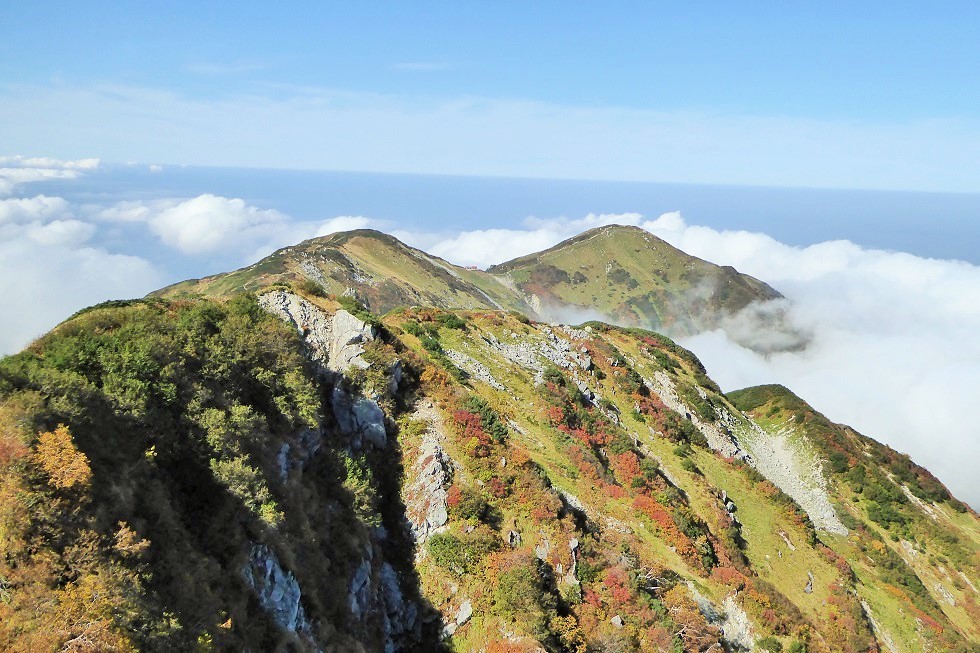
[455,599,473,626]
[330,309,377,371]
[332,387,387,449]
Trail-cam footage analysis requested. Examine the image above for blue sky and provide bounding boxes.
[3,2,980,191]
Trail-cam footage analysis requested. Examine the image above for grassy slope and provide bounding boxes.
[389,309,979,651]
[729,384,980,651]
[487,225,780,334]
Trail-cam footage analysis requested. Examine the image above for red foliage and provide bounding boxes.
[711,565,746,588]
[547,405,566,425]
[446,484,462,508]
[0,434,28,467]
[633,495,673,531]
[605,483,626,499]
[583,588,603,609]
[487,476,509,499]
[610,451,642,486]
[603,566,633,604]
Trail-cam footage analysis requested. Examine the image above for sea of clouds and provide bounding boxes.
[2,156,978,508]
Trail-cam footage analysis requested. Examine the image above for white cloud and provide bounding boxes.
[93,195,375,262]
[0,155,100,196]
[25,219,96,247]
[147,194,289,254]
[0,239,161,354]
[639,213,980,510]
[0,193,159,354]
[0,155,100,170]
[0,195,73,224]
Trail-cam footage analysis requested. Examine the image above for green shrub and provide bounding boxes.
[757,636,783,652]
[428,531,499,575]
[494,557,558,641]
[435,313,467,330]
[336,295,380,327]
[294,278,327,298]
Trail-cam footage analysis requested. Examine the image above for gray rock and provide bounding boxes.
[330,309,377,371]
[404,405,454,545]
[804,571,814,594]
[611,615,623,628]
[242,544,311,636]
[332,387,387,449]
[388,360,403,395]
[348,559,373,618]
[456,599,473,626]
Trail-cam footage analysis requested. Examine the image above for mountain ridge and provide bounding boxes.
[155,224,789,346]
[0,229,976,651]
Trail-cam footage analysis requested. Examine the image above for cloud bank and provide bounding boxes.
[0,193,160,353]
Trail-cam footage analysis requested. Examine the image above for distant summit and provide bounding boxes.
[487,224,782,335]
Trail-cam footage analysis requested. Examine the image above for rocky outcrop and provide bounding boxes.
[481,325,594,392]
[259,290,335,371]
[347,545,422,653]
[332,386,388,450]
[330,308,377,371]
[242,544,313,640]
[258,290,377,374]
[688,584,753,652]
[444,348,505,390]
[644,370,742,458]
[404,403,454,545]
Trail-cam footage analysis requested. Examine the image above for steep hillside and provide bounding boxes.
[488,225,784,339]
[1,287,976,652]
[729,385,980,651]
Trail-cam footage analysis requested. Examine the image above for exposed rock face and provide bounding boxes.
[644,370,742,458]
[332,386,388,450]
[735,421,848,535]
[347,547,421,652]
[404,403,454,545]
[259,290,335,371]
[444,348,505,390]
[258,290,377,374]
[688,584,753,652]
[330,308,377,371]
[242,544,313,639]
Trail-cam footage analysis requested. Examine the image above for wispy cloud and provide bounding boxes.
[6,83,979,192]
